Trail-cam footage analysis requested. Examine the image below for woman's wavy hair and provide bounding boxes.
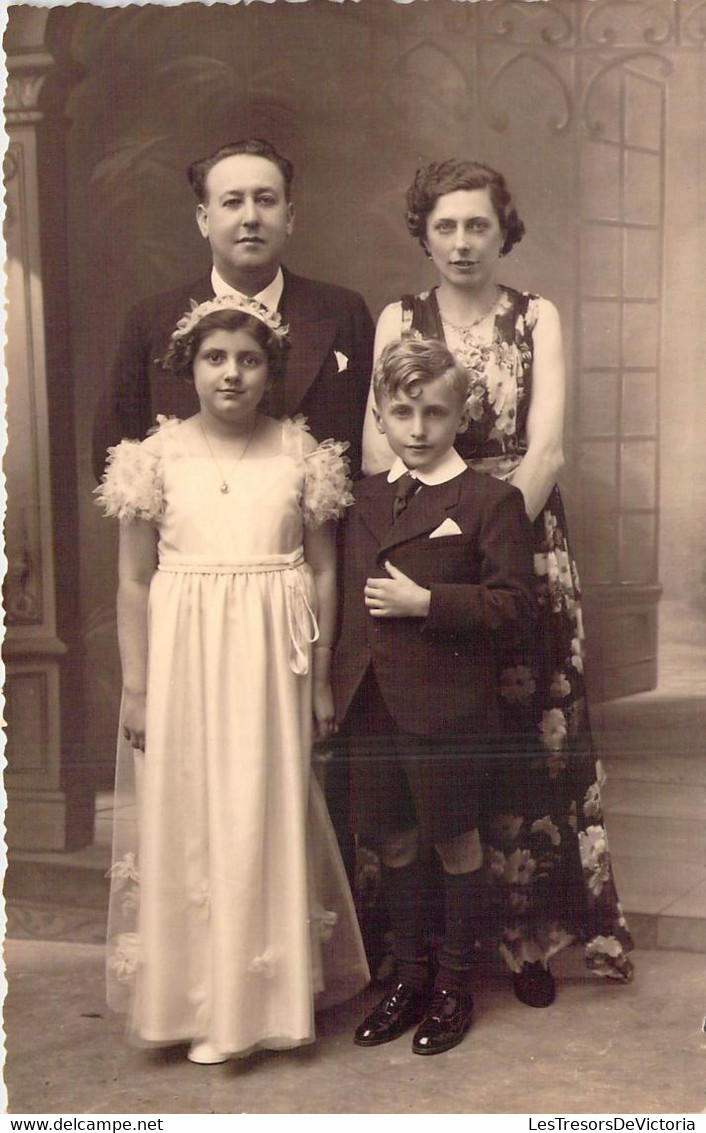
[161,309,288,384]
[405,159,525,257]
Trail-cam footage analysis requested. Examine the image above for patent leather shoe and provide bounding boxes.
[412,987,473,1055]
[354,982,428,1047]
[512,961,556,1008]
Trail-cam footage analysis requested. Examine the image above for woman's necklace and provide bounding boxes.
[198,416,259,494]
[439,286,500,333]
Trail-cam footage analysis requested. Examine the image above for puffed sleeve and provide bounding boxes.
[93,437,164,522]
[281,415,353,527]
[301,438,354,527]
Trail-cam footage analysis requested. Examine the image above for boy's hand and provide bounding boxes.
[365,561,431,619]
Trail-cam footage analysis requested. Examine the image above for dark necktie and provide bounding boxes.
[393,472,419,520]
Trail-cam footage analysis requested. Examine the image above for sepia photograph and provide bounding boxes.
[3,0,705,1118]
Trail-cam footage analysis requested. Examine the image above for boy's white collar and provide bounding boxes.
[387,448,466,486]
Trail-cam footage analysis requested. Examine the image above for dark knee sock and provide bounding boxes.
[382,857,431,990]
[436,868,487,994]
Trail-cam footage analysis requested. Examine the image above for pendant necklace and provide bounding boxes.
[439,286,500,334]
[198,416,259,494]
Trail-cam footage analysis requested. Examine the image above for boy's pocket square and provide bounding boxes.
[429,518,463,538]
[334,350,349,373]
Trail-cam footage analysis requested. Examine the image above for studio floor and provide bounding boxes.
[4,623,706,1116]
[3,938,705,1115]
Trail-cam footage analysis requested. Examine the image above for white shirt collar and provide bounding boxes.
[387,448,467,486]
[210,266,284,311]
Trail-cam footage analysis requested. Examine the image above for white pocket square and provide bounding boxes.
[334,350,349,373]
[429,518,463,538]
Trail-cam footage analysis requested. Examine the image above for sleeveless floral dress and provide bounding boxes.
[400,286,634,981]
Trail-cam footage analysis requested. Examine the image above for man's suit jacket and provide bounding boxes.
[332,467,537,739]
[91,267,374,479]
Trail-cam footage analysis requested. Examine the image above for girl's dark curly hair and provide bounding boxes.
[405,159,525,257]
[161,309,289,384]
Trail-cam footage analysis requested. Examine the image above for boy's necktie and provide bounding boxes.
[393,472,419,520]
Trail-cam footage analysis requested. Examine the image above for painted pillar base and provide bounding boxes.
[583,583,662,703]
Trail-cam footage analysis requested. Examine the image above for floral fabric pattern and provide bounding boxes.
[387,285,634,981]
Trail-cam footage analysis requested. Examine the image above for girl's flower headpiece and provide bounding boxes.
[171,293,290,342]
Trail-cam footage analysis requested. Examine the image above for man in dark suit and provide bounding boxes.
[92,138,373,881]
[333,337,536,1056]
[91,138,374,479]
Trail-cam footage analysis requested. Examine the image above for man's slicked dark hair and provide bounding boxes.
[187,139,294,203]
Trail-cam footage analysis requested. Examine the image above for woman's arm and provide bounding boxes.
[304,519,338,740]
[361,302,403,476]
[510,297,566,522]
[117,517,158,750]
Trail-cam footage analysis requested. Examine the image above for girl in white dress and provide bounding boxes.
[97,294,369,1063]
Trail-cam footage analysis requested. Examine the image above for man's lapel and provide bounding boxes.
[279,270,338,414]
[191,275,216,304]
[177,274,214,311]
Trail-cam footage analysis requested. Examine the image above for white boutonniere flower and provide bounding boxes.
[334,350,349,373]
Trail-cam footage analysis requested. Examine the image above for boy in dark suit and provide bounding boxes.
[332,337,536,1055]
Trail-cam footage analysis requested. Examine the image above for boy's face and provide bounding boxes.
[373,375,468,474]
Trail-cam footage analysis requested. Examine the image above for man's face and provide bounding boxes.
[196,154,294,289]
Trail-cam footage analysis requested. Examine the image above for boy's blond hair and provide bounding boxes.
[373,337,470,406]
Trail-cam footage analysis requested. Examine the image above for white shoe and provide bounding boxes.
[187,1040,228,1065]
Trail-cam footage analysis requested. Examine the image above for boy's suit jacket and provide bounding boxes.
[91,267,374,479]
[332,467,537,738]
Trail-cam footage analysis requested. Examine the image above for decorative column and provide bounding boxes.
[4,24,92,849]
[475,0,675,701]
[569,1,677,701]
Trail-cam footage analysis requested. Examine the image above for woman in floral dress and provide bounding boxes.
[362,158,633,1007]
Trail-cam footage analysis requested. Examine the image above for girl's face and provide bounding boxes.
[193,328,271,426]
[424,187,505,291]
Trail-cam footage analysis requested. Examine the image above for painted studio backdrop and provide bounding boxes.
[4,0,705,852]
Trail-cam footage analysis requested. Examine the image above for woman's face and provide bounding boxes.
[424,187,505,291]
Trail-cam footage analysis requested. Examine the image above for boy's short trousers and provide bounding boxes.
[340,668,493,844]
